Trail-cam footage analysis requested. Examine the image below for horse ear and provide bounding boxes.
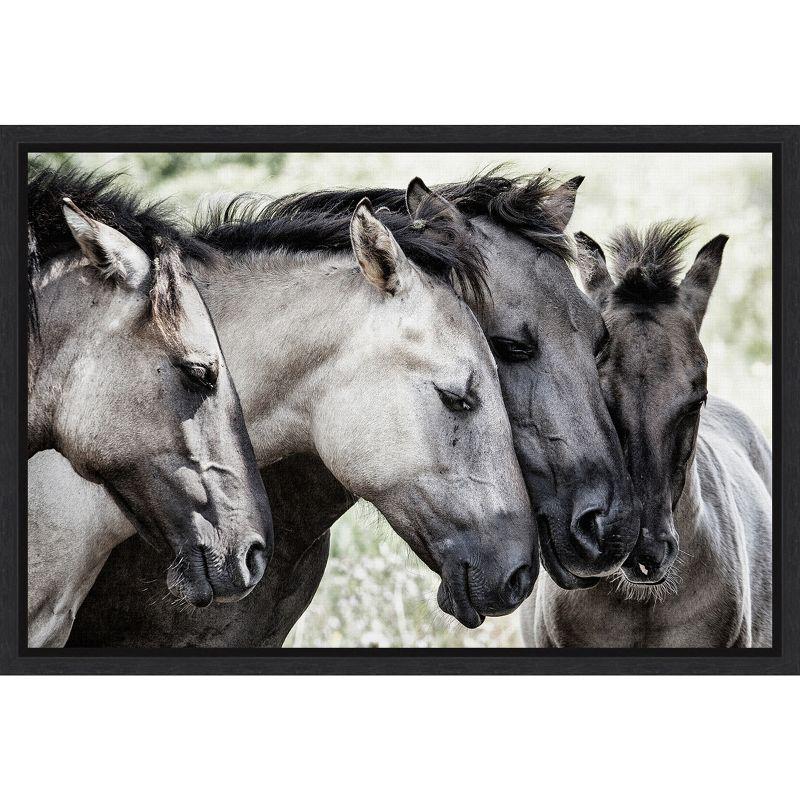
[679,234,728,330]
[62,198,150,288]
[406,177,431,217]
[405,176,469,228]
[541,176,584,232]
[350,198,405,295]
[575,232,613,305]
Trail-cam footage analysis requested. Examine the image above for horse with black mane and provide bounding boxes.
[521,221,772,647]
[26,164,273,646]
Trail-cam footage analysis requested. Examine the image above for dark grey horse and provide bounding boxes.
[26,166,273,646]
[521,222,772,647]
[66,171,639,647]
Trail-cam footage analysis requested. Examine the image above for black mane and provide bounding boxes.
[27,161,208,262]
[607,220,698,306]
[195,193,489,309]
[219,168,574,263]
[194,168,576,309]
[27,162,211,336]
[439,169,575,262]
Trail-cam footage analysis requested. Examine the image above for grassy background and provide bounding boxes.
[35,151,773,647]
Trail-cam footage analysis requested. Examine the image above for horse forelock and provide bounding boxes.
[607,220,698,307]
[27,161,207,333]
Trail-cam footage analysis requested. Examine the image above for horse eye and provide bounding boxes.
[436,387,475,413]
[682,392,708,418]
[490,337,535,363]
[178,361,217,392]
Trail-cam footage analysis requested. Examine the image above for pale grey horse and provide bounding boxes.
[26,166,273,646]
[31,191,538,645]
[521,222,772,647]
[67,171,640,648]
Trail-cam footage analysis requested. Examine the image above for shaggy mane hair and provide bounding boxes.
[201,166,572,252]
[195,193,490,310]
[439,168,576,262]
[27,161,211,337]
[607,220,698,306]
[194,168,577,309]
[233,167,575,263]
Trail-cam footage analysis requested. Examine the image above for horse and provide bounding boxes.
[249,172,640,586]
[66,170,639,647]
[26,165,273,646]
[520,222,772,647]
[33,190,539,645]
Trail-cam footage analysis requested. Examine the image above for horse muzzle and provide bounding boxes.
[620,527,679,585]
[437,557,537,628]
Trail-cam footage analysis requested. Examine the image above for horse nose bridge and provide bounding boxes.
[523,444,618,511]
[191,449,268,523]
[476,485,534,544]
[556,392,634,497]
[441,492,535,559]
[639,487,676,532]
[514,406,616,482]
[445,462,531,519]
[548,367,627,451]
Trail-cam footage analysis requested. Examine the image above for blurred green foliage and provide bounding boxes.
[33,151,772,647]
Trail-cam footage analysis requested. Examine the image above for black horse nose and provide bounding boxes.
[571,505,606,561]
[500,562,536,607]
[623,529,676,581]
[626,551,662,579]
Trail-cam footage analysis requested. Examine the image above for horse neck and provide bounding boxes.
[193,248,369,466]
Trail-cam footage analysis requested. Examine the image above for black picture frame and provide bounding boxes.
[1,125,795,674]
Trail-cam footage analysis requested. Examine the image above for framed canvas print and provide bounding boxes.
[0,125,796,674]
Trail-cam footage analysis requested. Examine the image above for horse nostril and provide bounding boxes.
[571,507,605,560]
[244,538,267,584]
[623,530,678,582]
[502,563,533,607]
[635,542,668,573]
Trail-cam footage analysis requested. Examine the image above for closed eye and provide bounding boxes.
[178,360,218,393]
[680,392,708,418]
[435,386,476,413]
[490,336,536,363]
